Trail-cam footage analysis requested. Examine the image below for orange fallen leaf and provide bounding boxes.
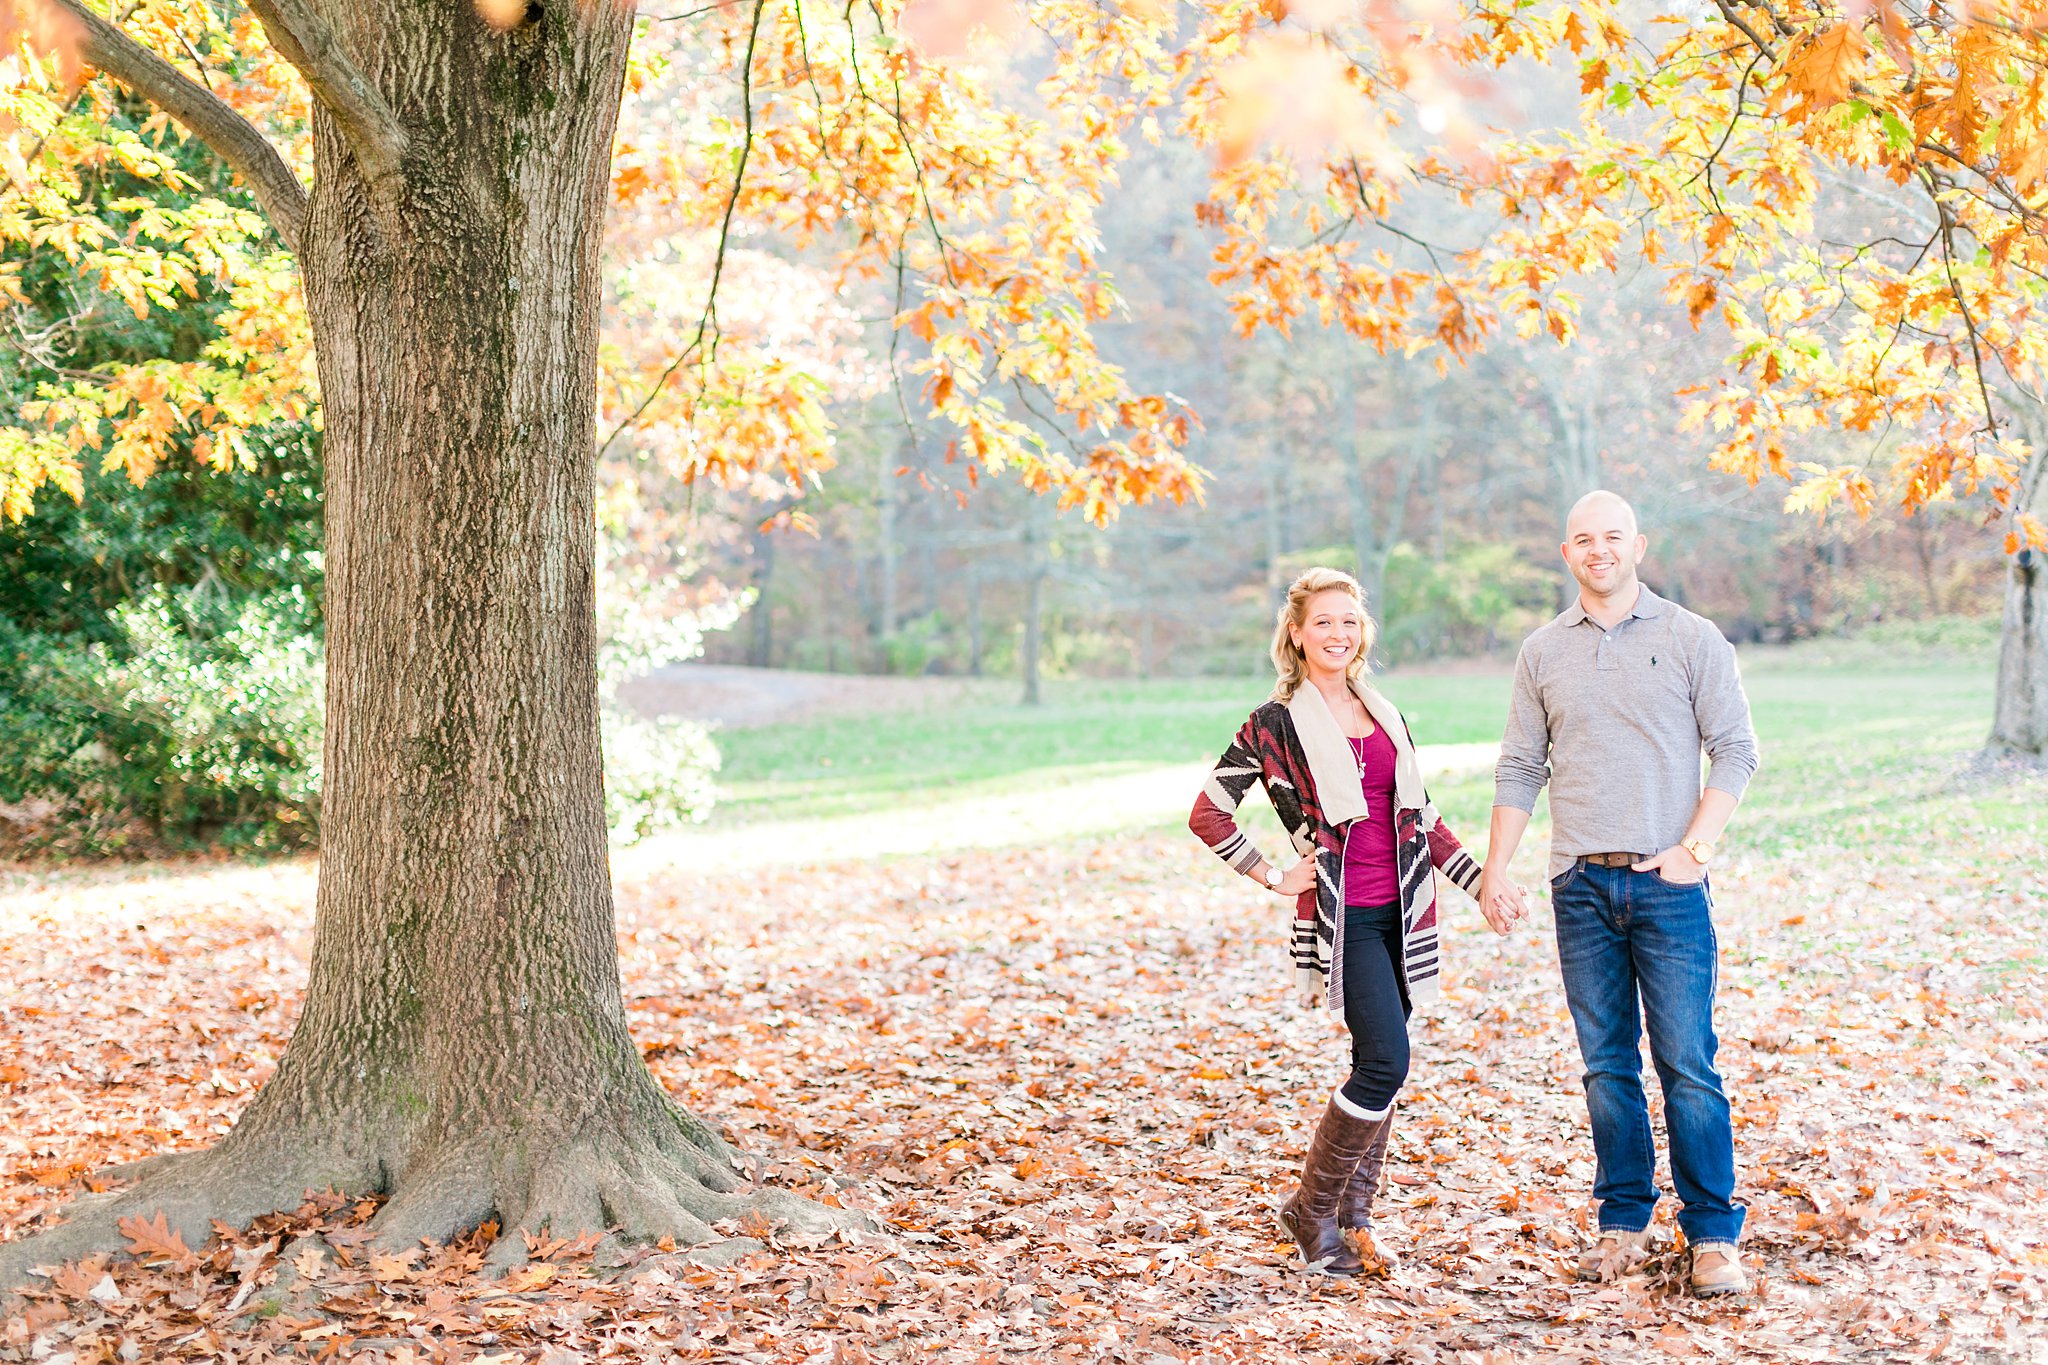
[118,1210,193,1265]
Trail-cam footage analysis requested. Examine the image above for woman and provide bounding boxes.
[1188,567,1513,1277]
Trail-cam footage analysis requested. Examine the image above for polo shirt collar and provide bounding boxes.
[1563,583,1666,626]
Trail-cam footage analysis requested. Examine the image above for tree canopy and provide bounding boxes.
[4,0,2044,545]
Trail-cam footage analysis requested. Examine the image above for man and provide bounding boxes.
[1477,490,1760,1297]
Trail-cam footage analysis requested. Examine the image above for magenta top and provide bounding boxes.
[1343,727,1402,906]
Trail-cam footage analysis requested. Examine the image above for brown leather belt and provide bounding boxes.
[1581,851,1649,868]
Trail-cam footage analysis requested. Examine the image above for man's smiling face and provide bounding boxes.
[1562,492,1647,604]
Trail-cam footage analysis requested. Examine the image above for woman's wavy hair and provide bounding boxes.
[1270,567,1375,702]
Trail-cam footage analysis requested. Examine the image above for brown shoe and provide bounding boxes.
[1688,1244,1749,1297]
[1278,1099,1381,1276]
[1574,1228,1654,1281]
[1338,1111,1397,1275]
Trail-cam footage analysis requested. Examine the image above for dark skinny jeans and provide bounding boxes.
[1338,898,1410,1113]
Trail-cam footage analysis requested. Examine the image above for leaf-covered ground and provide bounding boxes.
[3,746,2045,1363]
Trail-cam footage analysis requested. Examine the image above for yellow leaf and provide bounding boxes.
[497,1262,559,1292]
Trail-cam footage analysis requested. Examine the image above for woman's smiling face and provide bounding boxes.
[1291,588,1362,679]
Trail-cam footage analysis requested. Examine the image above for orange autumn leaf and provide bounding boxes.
[118,1210,195,1265]
[1782,23,1868,116]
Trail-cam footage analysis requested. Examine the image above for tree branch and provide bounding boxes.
[1930,180,2005,444]
[594,0,767,462]
[49,0,309,252]
[243,0,406,200]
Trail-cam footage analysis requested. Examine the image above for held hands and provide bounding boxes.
[1476,867,1529,936]
[1631,846,1708,885]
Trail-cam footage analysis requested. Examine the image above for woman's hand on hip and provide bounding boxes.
[1275,855,1319,897]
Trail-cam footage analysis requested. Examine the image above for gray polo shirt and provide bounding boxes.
[1494,585,1759,876]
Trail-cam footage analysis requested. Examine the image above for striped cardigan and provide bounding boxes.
[1188,681,1483,1014]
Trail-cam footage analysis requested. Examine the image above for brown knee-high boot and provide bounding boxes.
[1338,1111,1397,1274]
[1278,1099,1379,1276]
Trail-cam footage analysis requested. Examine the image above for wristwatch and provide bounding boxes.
[1263,864,1286,889]
[1680,838,1716,865]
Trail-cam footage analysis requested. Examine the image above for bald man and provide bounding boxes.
[1479,491,1760,1297]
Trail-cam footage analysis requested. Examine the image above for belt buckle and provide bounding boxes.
[1584,851,1641,869]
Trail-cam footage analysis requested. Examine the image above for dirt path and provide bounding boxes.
[612,742,1503,879]
[619,663,1005,729]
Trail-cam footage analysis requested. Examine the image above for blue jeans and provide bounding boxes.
[1550,860,1744,1247]
[1339,899,1410,1112]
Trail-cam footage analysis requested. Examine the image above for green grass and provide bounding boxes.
[1414,657,2026,860]
[710,672,1511,824]
[709,647,2040,861]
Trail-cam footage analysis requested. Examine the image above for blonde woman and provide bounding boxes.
[1189,568,1521,1276]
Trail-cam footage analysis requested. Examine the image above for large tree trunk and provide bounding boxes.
[2,1,833,1284]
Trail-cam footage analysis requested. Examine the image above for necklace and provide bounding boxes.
[1348,720,1375,780]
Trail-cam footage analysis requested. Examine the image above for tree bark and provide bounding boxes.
[1340,369,1431,660]
[1263,450,1288,601]
[1021,513,1045,706]
[1991,549,2046,754]
[1133,525,1155,680]
[1990,410,2048,756]
[877,439,902,646]
[967,571,984,676]
[749,530,777,668]
[1536,371,1601,511]
[2,0,842,1286]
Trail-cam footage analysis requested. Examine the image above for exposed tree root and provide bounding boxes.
[0,1140,377,1295]
[95,1148,208,1185]
[0,1106,876,1296]
[429,1118,866,1273]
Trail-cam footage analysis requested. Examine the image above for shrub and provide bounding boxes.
[879,611,953,675]
[594,561,739,842]
[0,546,737,855]
[0,587,322,854]
[1853,613,2000,656]
[600,712,721,843]
[1378,542,1558,660]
